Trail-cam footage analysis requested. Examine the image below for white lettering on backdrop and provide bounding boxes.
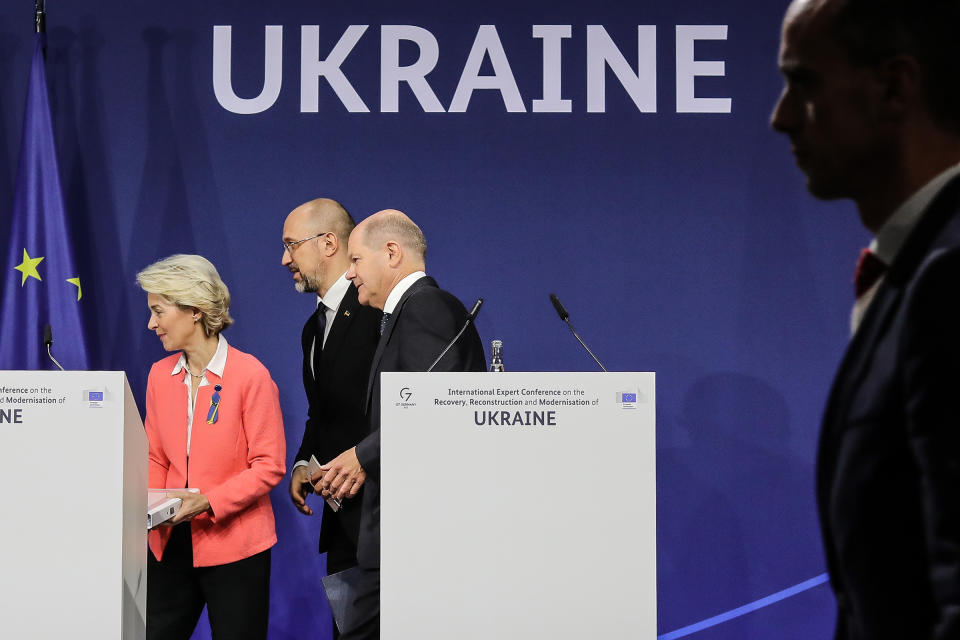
[212,24,732,115]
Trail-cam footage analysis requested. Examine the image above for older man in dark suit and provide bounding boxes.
[317,209,485,639]
[281,198,382,638]
[772,0,960,637]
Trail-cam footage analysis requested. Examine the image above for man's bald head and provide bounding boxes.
[281,197,356,296]
[287,198,356,247]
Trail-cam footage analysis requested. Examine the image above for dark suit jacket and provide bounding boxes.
[353,275,486,569]
[297,282,382,561]
[819,177,960,640]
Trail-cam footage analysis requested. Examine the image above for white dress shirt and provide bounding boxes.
[384,270,427,314]
[171,333,228,455]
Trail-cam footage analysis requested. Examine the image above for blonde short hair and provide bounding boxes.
[136,254,233,336]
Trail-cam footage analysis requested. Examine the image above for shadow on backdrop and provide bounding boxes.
[128,26,199,394]
[658,372,821,638]
[46,24,132,379]
[168,28,234,288]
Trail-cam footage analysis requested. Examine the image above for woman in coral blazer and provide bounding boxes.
[137,254,285,640]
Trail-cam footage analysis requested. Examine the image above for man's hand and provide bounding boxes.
[167,491,211,525]
[314,447,366,500]
[289,465,314,516]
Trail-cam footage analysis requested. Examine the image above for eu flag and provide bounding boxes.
[0,34,89,370]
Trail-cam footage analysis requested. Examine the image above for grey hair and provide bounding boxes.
[362,212,427,260]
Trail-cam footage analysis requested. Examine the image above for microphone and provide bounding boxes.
[548,294,607,372]
[427,298,483,372]
[549,293,569,322]
[44,324,65,371]
[35,0,46,34]
[466,298,483,321]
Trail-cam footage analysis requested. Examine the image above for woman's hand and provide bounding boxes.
[166,490,212,524]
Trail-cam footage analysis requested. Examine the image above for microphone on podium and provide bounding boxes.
[427,298,483,372]
[44,324,65,371]
[548,293,608,372]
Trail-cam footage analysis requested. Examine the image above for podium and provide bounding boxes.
[380,372,656,639]
[0,371,147,639]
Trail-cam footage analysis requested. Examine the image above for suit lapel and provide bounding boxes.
[302,306,322,382]
[365,276,438,408]
[819,176,960,483]
[818,287,901,477]
[321,284,361,373]
[300,305,324,381]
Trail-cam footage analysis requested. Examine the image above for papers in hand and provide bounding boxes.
[147,488,199,529]
[308,455,342,512]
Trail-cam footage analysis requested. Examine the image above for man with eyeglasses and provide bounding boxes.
[281,197,381,638]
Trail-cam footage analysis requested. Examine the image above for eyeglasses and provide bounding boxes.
[282,232,329,254]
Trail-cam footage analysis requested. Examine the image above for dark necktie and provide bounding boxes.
[853,248,887,298]
[380,312,391,335]
[316,304,328,345]
[313,305,328,378]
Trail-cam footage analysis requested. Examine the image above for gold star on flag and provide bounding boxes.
[14,249,43,285]
[66,277,82,301]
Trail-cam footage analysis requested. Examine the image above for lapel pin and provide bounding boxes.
[206,384,222,424]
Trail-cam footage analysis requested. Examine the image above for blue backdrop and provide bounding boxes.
[0,1,870,638]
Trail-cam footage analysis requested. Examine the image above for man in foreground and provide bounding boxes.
[772,0,960,637]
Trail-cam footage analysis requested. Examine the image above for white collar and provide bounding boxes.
[872,163,960,264]
[318,271,351,312]
[383,271,427,314]
[171,333,228,379]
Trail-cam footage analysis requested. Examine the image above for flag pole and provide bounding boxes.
[35,0,45,34]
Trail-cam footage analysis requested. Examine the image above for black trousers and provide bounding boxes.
[146,523,271,640]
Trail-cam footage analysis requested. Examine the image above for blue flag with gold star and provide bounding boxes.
[0,34,89,370]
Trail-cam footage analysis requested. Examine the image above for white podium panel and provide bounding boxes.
[0,371,147,639]
[381,372,655,639]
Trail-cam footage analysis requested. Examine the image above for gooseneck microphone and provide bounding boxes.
[44,324,65,371]
[549,293,570,322]
[548,294,608,372]
[427,298,483,372]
